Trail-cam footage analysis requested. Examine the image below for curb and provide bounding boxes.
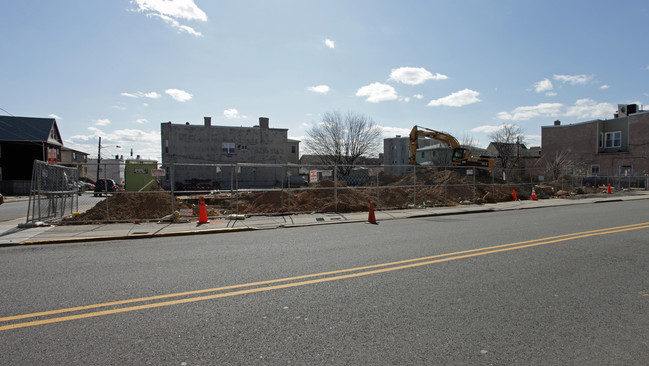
[6,192,649,247]
[13,227,258,246]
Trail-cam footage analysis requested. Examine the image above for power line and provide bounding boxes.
[0,107,14,116]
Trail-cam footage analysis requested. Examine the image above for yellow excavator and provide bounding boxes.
[409,125,494,168]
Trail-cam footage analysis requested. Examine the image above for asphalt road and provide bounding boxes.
[1,200,648,364]
[0,200,28,222]
[0,194,105,223]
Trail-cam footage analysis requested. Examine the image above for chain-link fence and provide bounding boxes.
[37,161,648,224]
[26,161,80,224]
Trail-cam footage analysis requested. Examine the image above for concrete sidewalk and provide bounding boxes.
[1,191,648,247]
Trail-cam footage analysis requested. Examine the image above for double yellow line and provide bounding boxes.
[2,221,649,332]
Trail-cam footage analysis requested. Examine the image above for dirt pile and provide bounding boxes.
[65,191,191,222]
[64,170,585,221]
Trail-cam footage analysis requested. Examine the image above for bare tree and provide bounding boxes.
[488,124,526,170]
[459,132,483,158]
[545,150,574,180]
[304,111,382,177]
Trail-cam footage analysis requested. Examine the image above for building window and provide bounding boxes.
[72,152,77,161]
[599,133,603,149]
[619,165,633,176]
[604,131,621,148]
[165,140,169,153]
[291,145,296,154]
[240,145,248,150]
[222,142,235,154]
[590,165,600,176]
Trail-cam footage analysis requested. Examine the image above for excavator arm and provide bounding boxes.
[409,125,494,168]
[409,125,464,165]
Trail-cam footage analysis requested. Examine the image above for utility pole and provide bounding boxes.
[96,137,101,182]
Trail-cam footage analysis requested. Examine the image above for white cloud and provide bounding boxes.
[133,0,207,20]
[49,114,61,120]
[151,13,202,36]
[427,89,481,107]
[142,92,161,99]
[380,126,411,138]
[165,88,193,102]
[471,125,509,134]
[66,127,162,162]
[553,74,593,85]
[94,119,111,126]
[496,99,614,122]
[133,0,207,36]
[121,91,161,99]
[224,109,247,119]
[525,134,542,146]
[564,99,614,119]
[307,85,330,94]
[413,94,423,99]
[534,78,553,93]
[135,118,149,124]
[324,39,335,49]
[600,85,609,90]
[389,67,447,85]
[356,82,398,103]
[546,92,558,97]
[497,103,563,121]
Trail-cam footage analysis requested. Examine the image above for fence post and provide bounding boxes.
[413,165,417,206]
[103,163,110,220]
[170,163,175,216]
[473,167,476,202]
[334,164,338,212]
[444,166,447,205]
[286,165,291,213]
[281,165,285,211]
[376,171,380,207]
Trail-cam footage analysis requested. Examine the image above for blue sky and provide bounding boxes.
[2,0,648,162]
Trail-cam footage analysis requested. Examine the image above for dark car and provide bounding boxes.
[94,179,117,196]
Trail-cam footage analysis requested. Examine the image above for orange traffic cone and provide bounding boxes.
[198,195,209,224]
[606,184,612,194]
[368,201,377,224]
[512,189,518,201]
[531,187,537,201]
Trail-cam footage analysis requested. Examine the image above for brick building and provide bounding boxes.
[541,103,649,178]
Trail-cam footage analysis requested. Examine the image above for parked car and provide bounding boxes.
[80,182,95,192]
[94,179,117,196]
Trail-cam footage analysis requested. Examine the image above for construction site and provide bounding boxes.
[62,167,604,223]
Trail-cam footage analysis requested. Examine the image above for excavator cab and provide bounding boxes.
[452,147,468,162]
